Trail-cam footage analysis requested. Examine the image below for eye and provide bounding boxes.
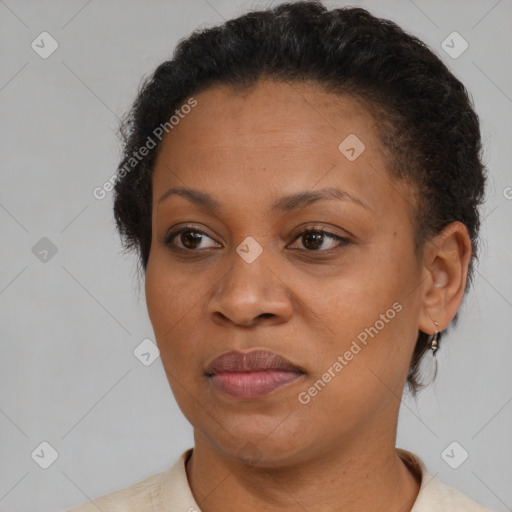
[164,225,350,253]
[165,227,221,251]
[288,227,350,252]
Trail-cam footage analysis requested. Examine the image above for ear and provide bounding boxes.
[418,221,472,335]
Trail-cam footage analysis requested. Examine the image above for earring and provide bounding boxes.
[431,321,440,355]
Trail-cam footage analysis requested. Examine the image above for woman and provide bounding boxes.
[69,1,492,510]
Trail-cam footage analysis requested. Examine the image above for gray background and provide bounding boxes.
[0,0,511,511]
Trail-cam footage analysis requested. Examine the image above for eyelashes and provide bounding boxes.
[288,228,350,252]
[164,225,351,254]
[165,227,221,251]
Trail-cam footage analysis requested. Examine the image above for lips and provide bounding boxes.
[205,349,305,400]
[205,349,304,375]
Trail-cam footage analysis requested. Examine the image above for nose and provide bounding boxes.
[207,253,294,328]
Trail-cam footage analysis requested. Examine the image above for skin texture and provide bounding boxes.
[145,79,472,512]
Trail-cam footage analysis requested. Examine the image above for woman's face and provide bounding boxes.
[145,79,429,466]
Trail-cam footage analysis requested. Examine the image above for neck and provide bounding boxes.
[185,429,421,512]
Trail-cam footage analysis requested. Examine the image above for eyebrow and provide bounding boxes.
[158,186,371,213]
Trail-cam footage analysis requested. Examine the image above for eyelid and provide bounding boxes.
[164,224,222,249]
[288,223,351,240]
[287,225,351,251]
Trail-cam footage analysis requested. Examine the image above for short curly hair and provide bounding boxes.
[112,1,486,395]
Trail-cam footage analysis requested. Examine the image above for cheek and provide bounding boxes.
[314,247,415,335]
[144,257,204,366]
[297,302,417,437]
[306,245,421,391]
[145,247,208,324]
[145,261,207,422]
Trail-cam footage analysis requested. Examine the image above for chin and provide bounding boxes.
[199,414,316,468]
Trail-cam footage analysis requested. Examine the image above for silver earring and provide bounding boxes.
[431,321,440,355]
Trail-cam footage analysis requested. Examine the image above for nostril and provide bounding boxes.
[258,313,274,319]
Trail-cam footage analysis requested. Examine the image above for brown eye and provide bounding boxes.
[302,232,324,250]
[165,228,220,251]
[180,230,203,249]
[289,229,350,252]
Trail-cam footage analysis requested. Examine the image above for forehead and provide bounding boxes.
[154,80,384,186]
[151,79,416,227]
[165,80,379,149]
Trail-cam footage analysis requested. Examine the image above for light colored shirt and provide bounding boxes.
[67,447,494,511]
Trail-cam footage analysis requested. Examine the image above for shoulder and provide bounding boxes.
[396,448,495,512]
[66,470,167,512]
[67,449,196,512]
[422,476,495,512]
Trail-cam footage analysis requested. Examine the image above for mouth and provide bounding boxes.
[204,349,306,400]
